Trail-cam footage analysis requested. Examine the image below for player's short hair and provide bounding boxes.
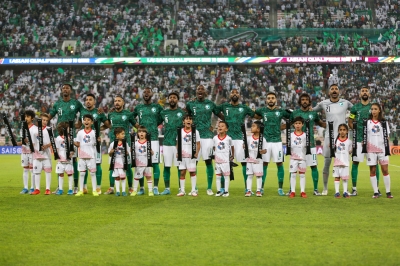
[40,113,50,119]
[266,92,277,98]
[168,91,180,100]
[360,85,369,91]
[86,93,96,100]
[114,127,125,136]
[298,93,311,106]
[329,84,339,89]
[82,114,94,121]
[252,120,263,129]
[292,116,305,125]
[24,110,35,119]
[144,87,152,91]
[218,121,229,129]
[369,103,384,121]
[63,83,73,90]
[137,125,148,133]
[114,94,124,101]
[182,114,193,121]
[197,85,205,90]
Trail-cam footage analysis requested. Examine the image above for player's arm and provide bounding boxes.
[254,107,263,120]
[312,102,323,112]
[213,103,225,121]
[108,144,114,156]
[230,141,235,161]
[195,130,201,158]
[101,120,111,131]
[49,102,58,120]
[75,119,82,129]
[348,106,357,129]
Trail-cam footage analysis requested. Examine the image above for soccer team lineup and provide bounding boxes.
[4,83,394,199]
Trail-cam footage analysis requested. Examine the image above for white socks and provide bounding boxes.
[246,175,253,191]
[23,169,29,189]
[147,179,153,191]
[225,177,230,193]
[300,173,305,193]
[343,180,348,193]
[35,174,41,190]
[79,172,85,192]
[370,176,378,193]
[335,180,340,193]
[133,179,139,191]
[290,172,297,193]
[216,175,221,192]
[191,175,197,192]
[180,178,185,192]
[383,175,391,193]
[115,179,120,193]
[45,172,51,190]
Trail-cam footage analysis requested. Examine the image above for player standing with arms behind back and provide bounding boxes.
[186,85,224,195]
[313,84,353,195]
[255,92,290,196]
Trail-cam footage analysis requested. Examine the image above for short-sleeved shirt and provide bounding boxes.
[160,108,186,146]
[50,99,83,125]
[80,108,107,131]
[133,103,163,141]
[212,135,233,164]
[186,99,220,139]
[76,128,96,159]
[290,132,306,160]
[349,102,372,142]
[367,120,390,153]
[217,103,255,140]
[334,138,352,167]
[255,107,290,142]
[290,109,321,148]
[178,128,201,158]
[107,110,136,143]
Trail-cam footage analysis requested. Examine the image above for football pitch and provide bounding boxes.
[1,154,400,265]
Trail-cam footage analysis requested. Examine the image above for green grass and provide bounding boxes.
[1,155,400,265]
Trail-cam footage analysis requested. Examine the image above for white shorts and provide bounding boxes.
[306,147,317,166]
[323,137,331,158]
[215,162,230,177]
[246,161,263,176]
[178,157,197,172]
[289,159,307,173]
[56,162,74,175]
[151,141,160,163]
[366,153,389,166]
[263,142,284,163]
[163,145,178,167]
[199,138,213,161]
[33,159,52,174]
[352,142,366,162]
[78,158,96,172]
[21,153,33,168]
[232,140,246,162]
[134,166,152,179]
[332,166,350,180]
[112,168,127,178]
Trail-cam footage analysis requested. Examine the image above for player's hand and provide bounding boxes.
[150,149,154,155]
[229,155,234,161]
[70,151,75,157]
[17,141,22,146]
[194,152,199,159]
[109,107,116,113]
[209,126,213,132]
[97,107,104,114]
[260,149,267,154]
[24,138,28,144]
[97,137,101,142]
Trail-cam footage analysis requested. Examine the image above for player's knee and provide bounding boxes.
[205,159,212,165]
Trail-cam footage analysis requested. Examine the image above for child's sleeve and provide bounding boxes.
[263,137,267,149]
[196,130,200,142]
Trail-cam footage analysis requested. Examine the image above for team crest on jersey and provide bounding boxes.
[339,102,344,106]
[138,145,146,153]
[337,142,346,151]
[177,112,182,117]
[294,137,302,145]
[93,113,98,119]
[151,107,157,113]
[372,125,380,133]
[250,140,258,149]
[122,115,127,121]
[309,114,314,119]
[116,147,123,155]
[217,142,225,150]
[239,107,243,112]
[70,105,75,110]
[83,135,91,143]
[61,141,65,148]
[275,111,280,116]
[184,134,192,142]
[205,104,210,109]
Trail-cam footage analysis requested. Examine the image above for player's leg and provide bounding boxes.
[96,163,102,193]
[83,170,88,194]
[28,154,35,193]
[241,162,247,189]
[245,163,254,196]
[73,158,79,194]
[342,167,350,198]
[32,160,41,195]
[333,166,340,197]
[322,137,332,195]
[189,171,197,197]
[137,169,145,195]
[115,176,121,196]
[43,159,52,195]
[271,142,285,196]
[200,139,214,194]
[233,140,246,191]
[253,162,263,197]
[151,141,160,195]
[131,167,144,196]
[65,163,74,195]
[307,148,320,195]
[121,174,127,196]
[215,164,223,196]
[178,166,187,196]
[351,143,363,195]
[75,159,87,196]
[20,154,29,193]
[289,159,298,197]
[161,146,175,195]
[261,142,272,192]
[105,170,115,195]
[379,155,392,198]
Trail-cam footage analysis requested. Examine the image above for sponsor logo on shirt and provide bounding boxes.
[184,134,192,142]
[217,142,225,150]
[83,135,91,143]
[250,140,258,149]
[138,145,147,153]
[372,125,380,133]
[337,142,346,151]
[294,137,302,145]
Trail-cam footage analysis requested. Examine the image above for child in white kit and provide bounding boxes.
[55,122,74,195]
[333,123,352,198]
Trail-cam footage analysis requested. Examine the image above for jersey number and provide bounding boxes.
[58,108,63,116]
[226,109,229,116]
[326,106,330,112]
[165,116,168,123]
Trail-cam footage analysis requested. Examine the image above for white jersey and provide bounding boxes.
[367,120,390,153]
[108,141,131,169]
[76,129,96,159]
[290,132,306,160]
[135,139,150,167]
[213,135,233,164]
[333,138,352,167]
[55,135,71,162]
[246,135,267,163]
[178,128,200,158]
[20,124,37,154]
[32,126,51,160]
[314,99,353,137]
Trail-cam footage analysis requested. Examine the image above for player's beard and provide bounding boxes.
[267,101,276,108]
[170,102,177,109]
[144,95,152,103]
[231,95,239,103]
[114,105,122,111]
[301,103,310,110]
[361,94,369,101]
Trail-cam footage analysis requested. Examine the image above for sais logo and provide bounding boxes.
[372,125,380,133]
[239,107,243,112]
[275,111,280,117]
[184,134,192,142]
[294,137,302,145]
[151,107,157,113]
[122,115,127,121]
[177,112,182,117]
[250,140,258,149]
[83,135,91,143]
[205,104,210,110]
[309,114,314,119]
[217,142,225,150]
[70,105,75,110]
[138,145,147,153]
[337,142,346,151]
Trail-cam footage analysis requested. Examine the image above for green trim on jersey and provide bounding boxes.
[133,103,163,141]
[350,102,372,142]
[80,108,107,131]
[255,107,290,142]
[107,110,136,143]
[160,108,186,146]
[290,109,321,148]
[50,99,83,124]
[217,102,255,140]
[186,99,220,139]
